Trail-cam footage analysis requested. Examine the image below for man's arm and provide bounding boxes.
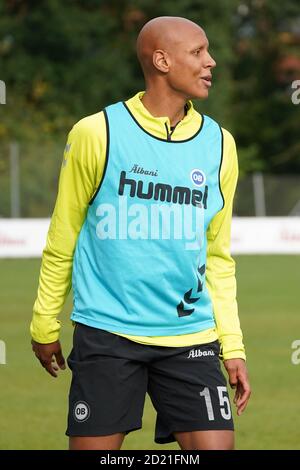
[31,112,106,376]
[206,128,251,414]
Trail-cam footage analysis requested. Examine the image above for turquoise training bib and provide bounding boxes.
[71,102,224,335]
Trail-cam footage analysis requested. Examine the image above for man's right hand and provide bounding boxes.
[31,339,66,378]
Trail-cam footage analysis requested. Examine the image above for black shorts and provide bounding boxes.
[66,323,234,444]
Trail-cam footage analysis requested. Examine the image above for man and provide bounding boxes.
[31,16,251,450]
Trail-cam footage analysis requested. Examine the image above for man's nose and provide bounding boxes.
[206,53,216,69]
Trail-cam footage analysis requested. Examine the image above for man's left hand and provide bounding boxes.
[223,358,251,416]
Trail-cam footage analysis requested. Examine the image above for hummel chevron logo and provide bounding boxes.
[177,301,195,317]
[177,264,206,317]
[184,288,200,304]
[198,264,206,276]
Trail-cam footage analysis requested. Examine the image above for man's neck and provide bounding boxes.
[141,89,188,127]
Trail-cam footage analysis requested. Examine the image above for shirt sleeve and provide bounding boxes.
[30,112,106,343]
[205,128,246,361]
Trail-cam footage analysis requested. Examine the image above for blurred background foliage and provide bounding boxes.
[0,0,300,216]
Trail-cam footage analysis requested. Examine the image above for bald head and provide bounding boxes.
[136,17,205,77]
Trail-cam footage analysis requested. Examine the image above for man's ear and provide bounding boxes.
[153,49,170,73]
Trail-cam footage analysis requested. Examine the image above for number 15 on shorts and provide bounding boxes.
[200,386,232,420]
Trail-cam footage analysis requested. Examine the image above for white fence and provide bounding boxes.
[1,218,300,257]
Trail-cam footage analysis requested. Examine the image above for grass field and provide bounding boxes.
[0,256,300,450]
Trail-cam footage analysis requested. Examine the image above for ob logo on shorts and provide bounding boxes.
[74,401,90,422]
[190,169,206,187]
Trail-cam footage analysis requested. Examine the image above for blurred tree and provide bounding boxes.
[232,0,300,174]
[0,0,237,138]
[0,0,299,216]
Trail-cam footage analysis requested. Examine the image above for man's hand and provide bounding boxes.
[31,339,66,378]
[223,358,251,416]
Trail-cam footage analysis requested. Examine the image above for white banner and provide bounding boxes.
[0,217,300,257]
[0,219,49,258]
[232,217,300,254]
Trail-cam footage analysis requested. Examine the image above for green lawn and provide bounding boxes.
[0,256,299,449]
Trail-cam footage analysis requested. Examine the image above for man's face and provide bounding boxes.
[166,28,216,100]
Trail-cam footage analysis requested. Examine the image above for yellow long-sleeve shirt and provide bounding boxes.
[30,92,246,361]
